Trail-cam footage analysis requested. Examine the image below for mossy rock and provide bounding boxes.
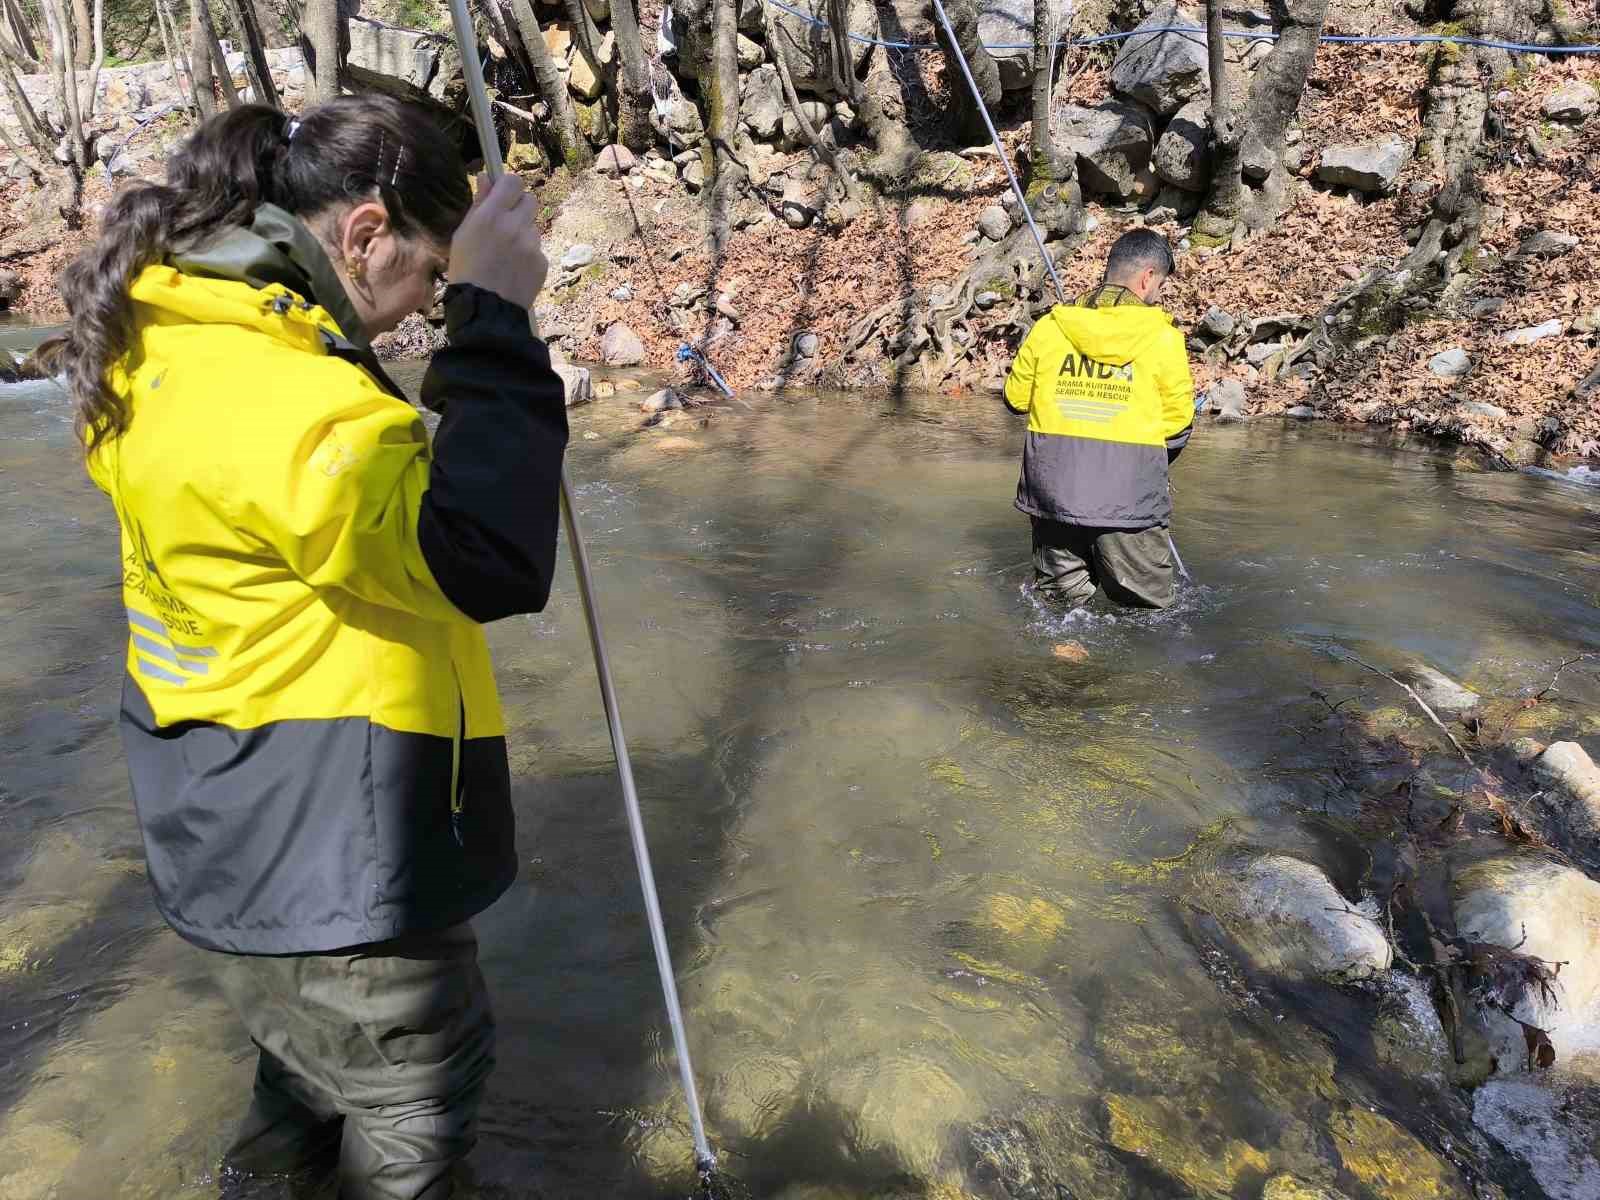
[1105,1093,1272,1198]
[1328,1106,1471,1199]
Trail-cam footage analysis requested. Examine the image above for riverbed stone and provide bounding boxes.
[980,0,1074,91]
[600,322,646,366]
[1429,348,1472,377]
[1516,230,1579,260]
[1110,2,1209,117]
[1542,82,1598,123]
[1503,319,1565,346]
[977,204,1012,241]
[740,63,783,140]
[768,0,877,101]
[1531,741,1600,858]
[1473,1074,1600,1200]
[1453,855,1600,1072]
[1263,1177,1353,1200]
[1200,853,1393,983]
[554,361,592,407]
[1317,135,1410,194]
[1205,379,1247,421]
[1105,1093,1269,1196]
[1055,100,1158,202]
[558,243,596,272]
[1153,98,1212,191]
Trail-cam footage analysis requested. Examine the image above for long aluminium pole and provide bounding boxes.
[442,0,717,1175]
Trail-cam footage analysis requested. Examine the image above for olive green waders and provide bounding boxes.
[214,924,492,1200]
[1030,517,1175,610]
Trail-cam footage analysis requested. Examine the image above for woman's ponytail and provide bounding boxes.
[42,97,470,451]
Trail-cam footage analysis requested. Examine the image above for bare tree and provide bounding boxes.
[505,0,591,168]
[196,0,240,108]
[301,0,342,102]
[704,0,744,252]
[3,0,37,63]
[189,0,216,113]
[157,0,197,110]
[1195,0,1329,241]
[225,0,280,107]
[70,0,90,66]
[1025,0,1079,237]
[609,0,655,152]
[936,0,1000,144]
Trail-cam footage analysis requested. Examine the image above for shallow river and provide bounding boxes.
[3,356,1599,1199]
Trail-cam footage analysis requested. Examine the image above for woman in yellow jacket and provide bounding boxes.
[42,98,566,1198]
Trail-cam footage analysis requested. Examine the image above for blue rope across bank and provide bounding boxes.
[759,0,1600,55]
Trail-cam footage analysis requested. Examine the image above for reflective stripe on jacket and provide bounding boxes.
[89,206,568,954]
[1004,287,1194,528]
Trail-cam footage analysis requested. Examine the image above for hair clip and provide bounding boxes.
[284,118,301,143]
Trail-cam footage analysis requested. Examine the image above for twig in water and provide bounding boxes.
[1535,651,1600,702]
[1338,653,1473,766]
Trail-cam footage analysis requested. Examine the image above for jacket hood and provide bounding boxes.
[133,203,368,349]
[1049,292,1174,364]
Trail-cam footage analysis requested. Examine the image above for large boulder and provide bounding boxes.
[979,0,1073,92]
[768,0,878,101]
[1055,100,1158,202]
[1110,2,1209,117]
[740,63,784,141]
[1197,853,1393,984]
[599,322,646,366]
[1152,97,1211,192]
[1453,855,1600,1074]
[346,18,443,91]
[1316,135,1410,194]
[1542,82,1598,123]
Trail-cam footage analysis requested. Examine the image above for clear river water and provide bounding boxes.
[3,348,1599,1199]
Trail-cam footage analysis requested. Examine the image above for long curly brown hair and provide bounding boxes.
[37,96,472,450]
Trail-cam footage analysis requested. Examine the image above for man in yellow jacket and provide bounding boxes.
[1005,229,1195,609]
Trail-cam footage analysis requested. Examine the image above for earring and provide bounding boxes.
[347,256,366,283]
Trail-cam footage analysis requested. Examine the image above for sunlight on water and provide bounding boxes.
[3,377,1598,1198]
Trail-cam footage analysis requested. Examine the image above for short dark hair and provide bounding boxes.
[1104,229,1175,283]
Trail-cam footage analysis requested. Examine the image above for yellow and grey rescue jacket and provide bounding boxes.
[1004,286,1195,528]
[88,206,568,954]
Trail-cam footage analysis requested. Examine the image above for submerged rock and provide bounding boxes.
[1263,1176,1353,1200]
[1198,853,1393,984]
[1317,135,1410,194]
[1473,1073,1600,1200]
[1328,1106,1470,1199]
[1104,1093,1269,1197]
[1394,663,1480,719]
[1453,855,1600,1073]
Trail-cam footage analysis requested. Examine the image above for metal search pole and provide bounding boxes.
[441,0,717,1176]
[930,0,1193,583]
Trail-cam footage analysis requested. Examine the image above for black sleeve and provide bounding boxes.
[416,284,569,622]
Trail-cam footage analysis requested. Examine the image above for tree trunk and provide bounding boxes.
[156,0,196,110]
[197,0,240,108]
[3,0,38,62]
[1025,0,1078,237]
[189,0,216,114]
[505,0,591,168]
[76,0,103,125]
[935,0,1000,145]
[70,0,90,66]
[0,54,56,160]
[301,0,341,103]
[42,0,86,167]
[225,0,279,107]
[1197,0,1327,241]
[609,0,655,152]
[704,0,745,254]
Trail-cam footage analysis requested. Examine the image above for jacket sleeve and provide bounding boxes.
[415,284,570,622]
[244,286,567,624]
[1004,318,1048,414]
[1158,327,1196,463]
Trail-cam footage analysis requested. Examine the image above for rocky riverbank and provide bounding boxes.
[0,0,1595,472]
